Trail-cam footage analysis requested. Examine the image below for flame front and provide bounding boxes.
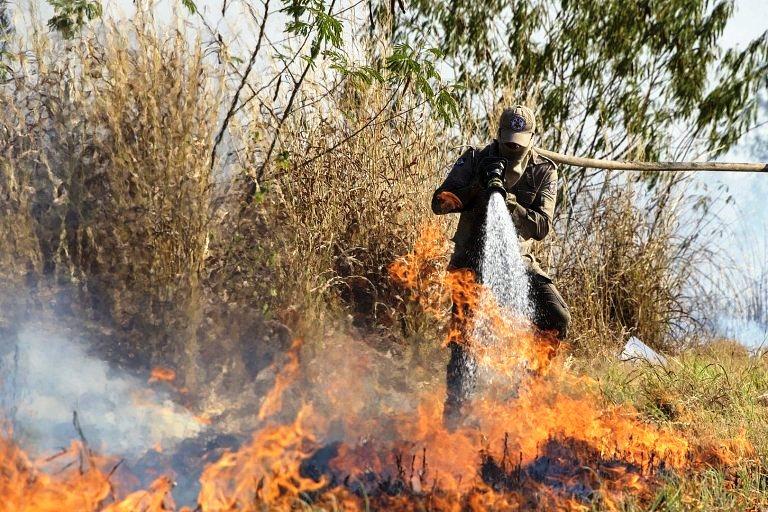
[0,436,174,512]
[0,224,755,511]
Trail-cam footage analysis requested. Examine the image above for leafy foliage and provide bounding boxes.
[239,0,460,188]
[278,0,458,124]
[46,0,102,38]
[325,44,459,124]
[374,0,768,200]
[283,0,343,57]
[180,0,197,14]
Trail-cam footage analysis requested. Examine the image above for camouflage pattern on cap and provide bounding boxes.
[498,105,536,145]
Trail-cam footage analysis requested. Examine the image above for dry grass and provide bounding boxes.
[207,79,455,343]
[1,18,220,371]
[0,13,730,373]
[545,174,717,355]
[64,22,218,370]
[576,339,768,510]
[0,132,42,337]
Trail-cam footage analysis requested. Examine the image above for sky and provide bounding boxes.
[713,0,768,231]
[703,0,768,347]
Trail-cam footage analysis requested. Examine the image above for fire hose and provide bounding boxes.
[533,147,768,173]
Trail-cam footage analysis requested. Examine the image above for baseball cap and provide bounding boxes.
[498,105,536,145]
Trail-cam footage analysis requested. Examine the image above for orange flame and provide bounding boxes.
[389,222,559,375]
[0,437,122,512]
[196,406,327,511]
[148,367,176,384]
[257,338,302,422]
[0,223,756,511]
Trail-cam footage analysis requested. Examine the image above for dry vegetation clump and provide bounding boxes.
[580,341,768,510]
[586,338,768,451]
[1,19,220,369]
[548,175,715,355]
[65,24,218,370]
[0,116,42,337]
[274,87,448,324]
[208,80,455,341]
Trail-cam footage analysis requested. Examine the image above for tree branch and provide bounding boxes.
[209,0,271,172]
[244,0,338,201]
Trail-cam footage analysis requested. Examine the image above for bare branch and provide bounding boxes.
[209,0,271,171]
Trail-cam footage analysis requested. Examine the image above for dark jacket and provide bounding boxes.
[431,141,558,279]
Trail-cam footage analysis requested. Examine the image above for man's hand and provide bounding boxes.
[485,177,506,198]
[434,190,463,213]
[506,193,526,221]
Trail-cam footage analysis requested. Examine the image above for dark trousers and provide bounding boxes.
[444,268,570,426]
[528,273,571,339]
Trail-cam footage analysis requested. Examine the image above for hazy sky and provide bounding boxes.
[712,0,768,212]
[704,0,768,347]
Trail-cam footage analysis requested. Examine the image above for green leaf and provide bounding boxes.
[46,0,102,38]
[276,150,292,171]
[180,0,197,14]
[391,0,768,193]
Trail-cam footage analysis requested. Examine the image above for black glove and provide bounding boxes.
[479,157,507,197]
[506,193,526,220]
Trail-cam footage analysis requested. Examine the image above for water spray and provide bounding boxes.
[477,156,532,317]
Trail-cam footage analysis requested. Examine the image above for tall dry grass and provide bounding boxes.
[273,86,449,325]
[1,18,220,372]
[0,11,726,377]
[548,174,717,354]
[0,126,42,338]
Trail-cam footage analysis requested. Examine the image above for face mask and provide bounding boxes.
[498,140,530,165]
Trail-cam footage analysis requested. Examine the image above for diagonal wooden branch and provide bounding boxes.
[209,0,271,172]
[244,0,338,202]
[279,83,405,176]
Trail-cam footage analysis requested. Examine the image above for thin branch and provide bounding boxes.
[209,0,271,171]
[245,0,338,200]
[233,30,313,116]
[290,84,405,172]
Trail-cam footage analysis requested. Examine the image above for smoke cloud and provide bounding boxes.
[0,323,203,460]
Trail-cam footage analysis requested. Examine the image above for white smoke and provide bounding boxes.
[0,323,203,460]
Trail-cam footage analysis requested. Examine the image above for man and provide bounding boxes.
[431,105,570,425]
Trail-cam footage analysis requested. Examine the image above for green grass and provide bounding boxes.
[575,341,768,510]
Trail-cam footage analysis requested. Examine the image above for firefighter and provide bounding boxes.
[431,105,570,426]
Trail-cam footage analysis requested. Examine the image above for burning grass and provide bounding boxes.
[0,8,764,511]
[1,352,760,511]
[2,226,764,511]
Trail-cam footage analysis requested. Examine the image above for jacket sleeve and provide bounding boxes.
[511,163,557,241]
[431,148,480,215]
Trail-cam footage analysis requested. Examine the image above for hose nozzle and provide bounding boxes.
[481,157,507,197]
